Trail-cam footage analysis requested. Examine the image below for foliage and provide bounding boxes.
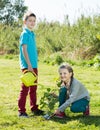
[93,54,100,70]
[56,78,62,87]
[39,77,61,114]
[43,53,64,65]
[36,15,100,60]
[0,14,100,61]
[86,54,100,70]
[0,0,27,25]
[40,88,58,114]
[0,24,22,54]
[55,55,64,65]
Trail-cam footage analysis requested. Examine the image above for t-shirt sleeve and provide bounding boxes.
[20,33,29,46]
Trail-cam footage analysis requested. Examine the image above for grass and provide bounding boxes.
[0,58,100,130]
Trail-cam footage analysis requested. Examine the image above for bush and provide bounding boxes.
[55,55,64,65]
[93,54,100,70]
[43,53,64,65]
[86,54,100,70]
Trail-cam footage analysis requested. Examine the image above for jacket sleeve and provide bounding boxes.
[58,83,80,112]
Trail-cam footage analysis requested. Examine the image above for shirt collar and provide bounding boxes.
[24,27,34,35]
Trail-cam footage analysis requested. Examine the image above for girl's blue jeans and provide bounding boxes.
[58,86,89,112]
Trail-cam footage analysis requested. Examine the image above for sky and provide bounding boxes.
[24,0,100,24]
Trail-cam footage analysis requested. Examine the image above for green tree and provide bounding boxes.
[0,0,27,25]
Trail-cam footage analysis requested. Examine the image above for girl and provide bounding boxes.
[53,63,90,118]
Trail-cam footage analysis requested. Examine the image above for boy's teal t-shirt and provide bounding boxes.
[19,28,38,69]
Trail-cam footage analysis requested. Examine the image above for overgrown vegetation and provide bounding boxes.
[0,15,100,66]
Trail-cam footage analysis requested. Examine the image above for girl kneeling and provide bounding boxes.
[54,63,90,118]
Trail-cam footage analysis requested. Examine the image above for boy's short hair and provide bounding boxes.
[23,11,36,21]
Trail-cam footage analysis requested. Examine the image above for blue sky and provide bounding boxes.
[25,0,100,24]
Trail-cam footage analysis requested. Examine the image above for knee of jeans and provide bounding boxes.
[29,86,37,93]
[60,87,67,93]
[70,105,78,112]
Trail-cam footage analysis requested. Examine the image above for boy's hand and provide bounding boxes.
[28,65,33,73]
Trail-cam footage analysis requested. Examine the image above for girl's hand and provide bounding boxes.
[61,82,66,87]
[54,109,61,114]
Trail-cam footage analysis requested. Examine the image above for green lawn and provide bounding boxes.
[0,59,100,130]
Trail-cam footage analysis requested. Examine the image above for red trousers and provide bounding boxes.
[18,68,38,113]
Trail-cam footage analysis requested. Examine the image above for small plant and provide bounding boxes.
[39,78,62,114]
[40,88,58,114]
[93,54,100,70]
[55,55,64,65]
[43,54,64,65]
[96,34,100,40]
[86,54,100,70]
[55,77,61,87]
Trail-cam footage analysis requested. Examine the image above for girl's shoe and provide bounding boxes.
[54,112,66,118]
[83,105,90,116]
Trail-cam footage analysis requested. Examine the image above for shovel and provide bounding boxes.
[43,113,55,120]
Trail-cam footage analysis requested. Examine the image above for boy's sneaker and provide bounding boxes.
[32,109,44,115]
[18,112,29,118]
[54,112,66,118]
[83,105,90,116]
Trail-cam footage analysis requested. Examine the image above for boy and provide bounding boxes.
[18,11,43,117]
